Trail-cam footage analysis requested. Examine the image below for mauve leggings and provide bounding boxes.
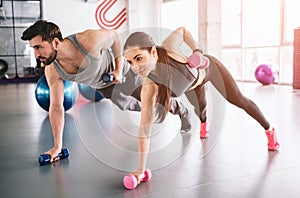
[185,55,270,130]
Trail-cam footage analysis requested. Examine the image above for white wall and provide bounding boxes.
[42,0,165,36]
[41,0,219,55]
[161,0,198,40]
[42,0,128,36]
[127,0,161,29]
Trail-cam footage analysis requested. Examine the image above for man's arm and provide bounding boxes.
[81,29,123,83]
[109,30,123,80]
[44,64,65,162]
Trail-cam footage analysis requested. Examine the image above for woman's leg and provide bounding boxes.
[185,85,207,123]
[205,55,270,130]
[205,55,279,150]
[185,84,208,138]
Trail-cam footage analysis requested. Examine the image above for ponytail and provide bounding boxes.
[154,47,171,123]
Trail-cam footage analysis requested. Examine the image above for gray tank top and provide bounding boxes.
[53,34,129,89]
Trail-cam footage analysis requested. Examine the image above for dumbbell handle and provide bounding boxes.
[101,73,114,83]
[101,73,126,83]
[38,148,69,166]
[123,169,152,190]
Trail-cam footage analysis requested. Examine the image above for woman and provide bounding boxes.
[123,27,279,183]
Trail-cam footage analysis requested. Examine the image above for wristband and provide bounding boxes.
[193,49,202,53]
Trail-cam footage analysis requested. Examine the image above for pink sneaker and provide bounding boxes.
[266,128,280,151]
[200,122,208,138]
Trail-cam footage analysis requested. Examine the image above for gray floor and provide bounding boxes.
[0,81,300,198]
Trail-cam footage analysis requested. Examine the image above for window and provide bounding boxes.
[0,0,42,81]
[242,0,280,47]
[222,0,241,47]
[222,0,300,84]
[284,0,300,42]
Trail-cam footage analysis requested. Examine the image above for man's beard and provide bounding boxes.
[40,50,57,66]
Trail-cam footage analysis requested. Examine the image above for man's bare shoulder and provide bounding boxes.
[78,29,113,40]
[77,29,114,51]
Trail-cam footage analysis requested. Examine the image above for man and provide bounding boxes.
[21,20,191,162]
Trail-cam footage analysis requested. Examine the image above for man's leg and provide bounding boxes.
[169,98,191,133]
[97,86,141,111]
[98,86,191,132]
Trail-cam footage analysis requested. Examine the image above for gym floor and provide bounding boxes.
[0,81,300,198]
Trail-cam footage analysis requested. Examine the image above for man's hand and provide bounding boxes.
[110,69,122,84]
[45,146,62,163]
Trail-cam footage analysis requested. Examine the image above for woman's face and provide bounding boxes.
[124,46,158,77]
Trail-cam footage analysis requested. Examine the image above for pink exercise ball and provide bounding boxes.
[254,64,275,85]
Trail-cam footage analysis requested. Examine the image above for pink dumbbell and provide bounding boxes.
[188,54,210,69]
[123,169,152,190]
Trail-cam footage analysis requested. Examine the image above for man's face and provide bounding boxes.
[29,35,57,66]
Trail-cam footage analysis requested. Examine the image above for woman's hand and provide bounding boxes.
[132,169,146,184]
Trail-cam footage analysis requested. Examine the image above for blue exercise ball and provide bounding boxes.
[35,75,78,111]
[78,84,104,102]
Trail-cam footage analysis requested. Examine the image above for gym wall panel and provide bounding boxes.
[14,27,28,55]
[293,28,300,89]
[0,28,14,55]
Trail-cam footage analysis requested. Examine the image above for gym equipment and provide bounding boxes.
[188,54,209,69]
[34,58,45,76]
[38,148,69,166]
[101,72,126,83]
[35,75,78,111]
[101,73,114,83]
[255,64,275,85]
[78,84,104,102]
[0,59,8,77]
[123,169,152,190]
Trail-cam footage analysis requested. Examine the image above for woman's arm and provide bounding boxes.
[162,27,205,61]
[162,27,208,67]
[162,26,201,53]
[134,81,158,183]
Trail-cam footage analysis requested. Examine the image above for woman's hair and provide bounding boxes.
[21,20,63,42]
[124,32,171,123]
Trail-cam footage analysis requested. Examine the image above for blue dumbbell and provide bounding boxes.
[101,73,114,83]
[101,73,126,83]
[38,148,69,166]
